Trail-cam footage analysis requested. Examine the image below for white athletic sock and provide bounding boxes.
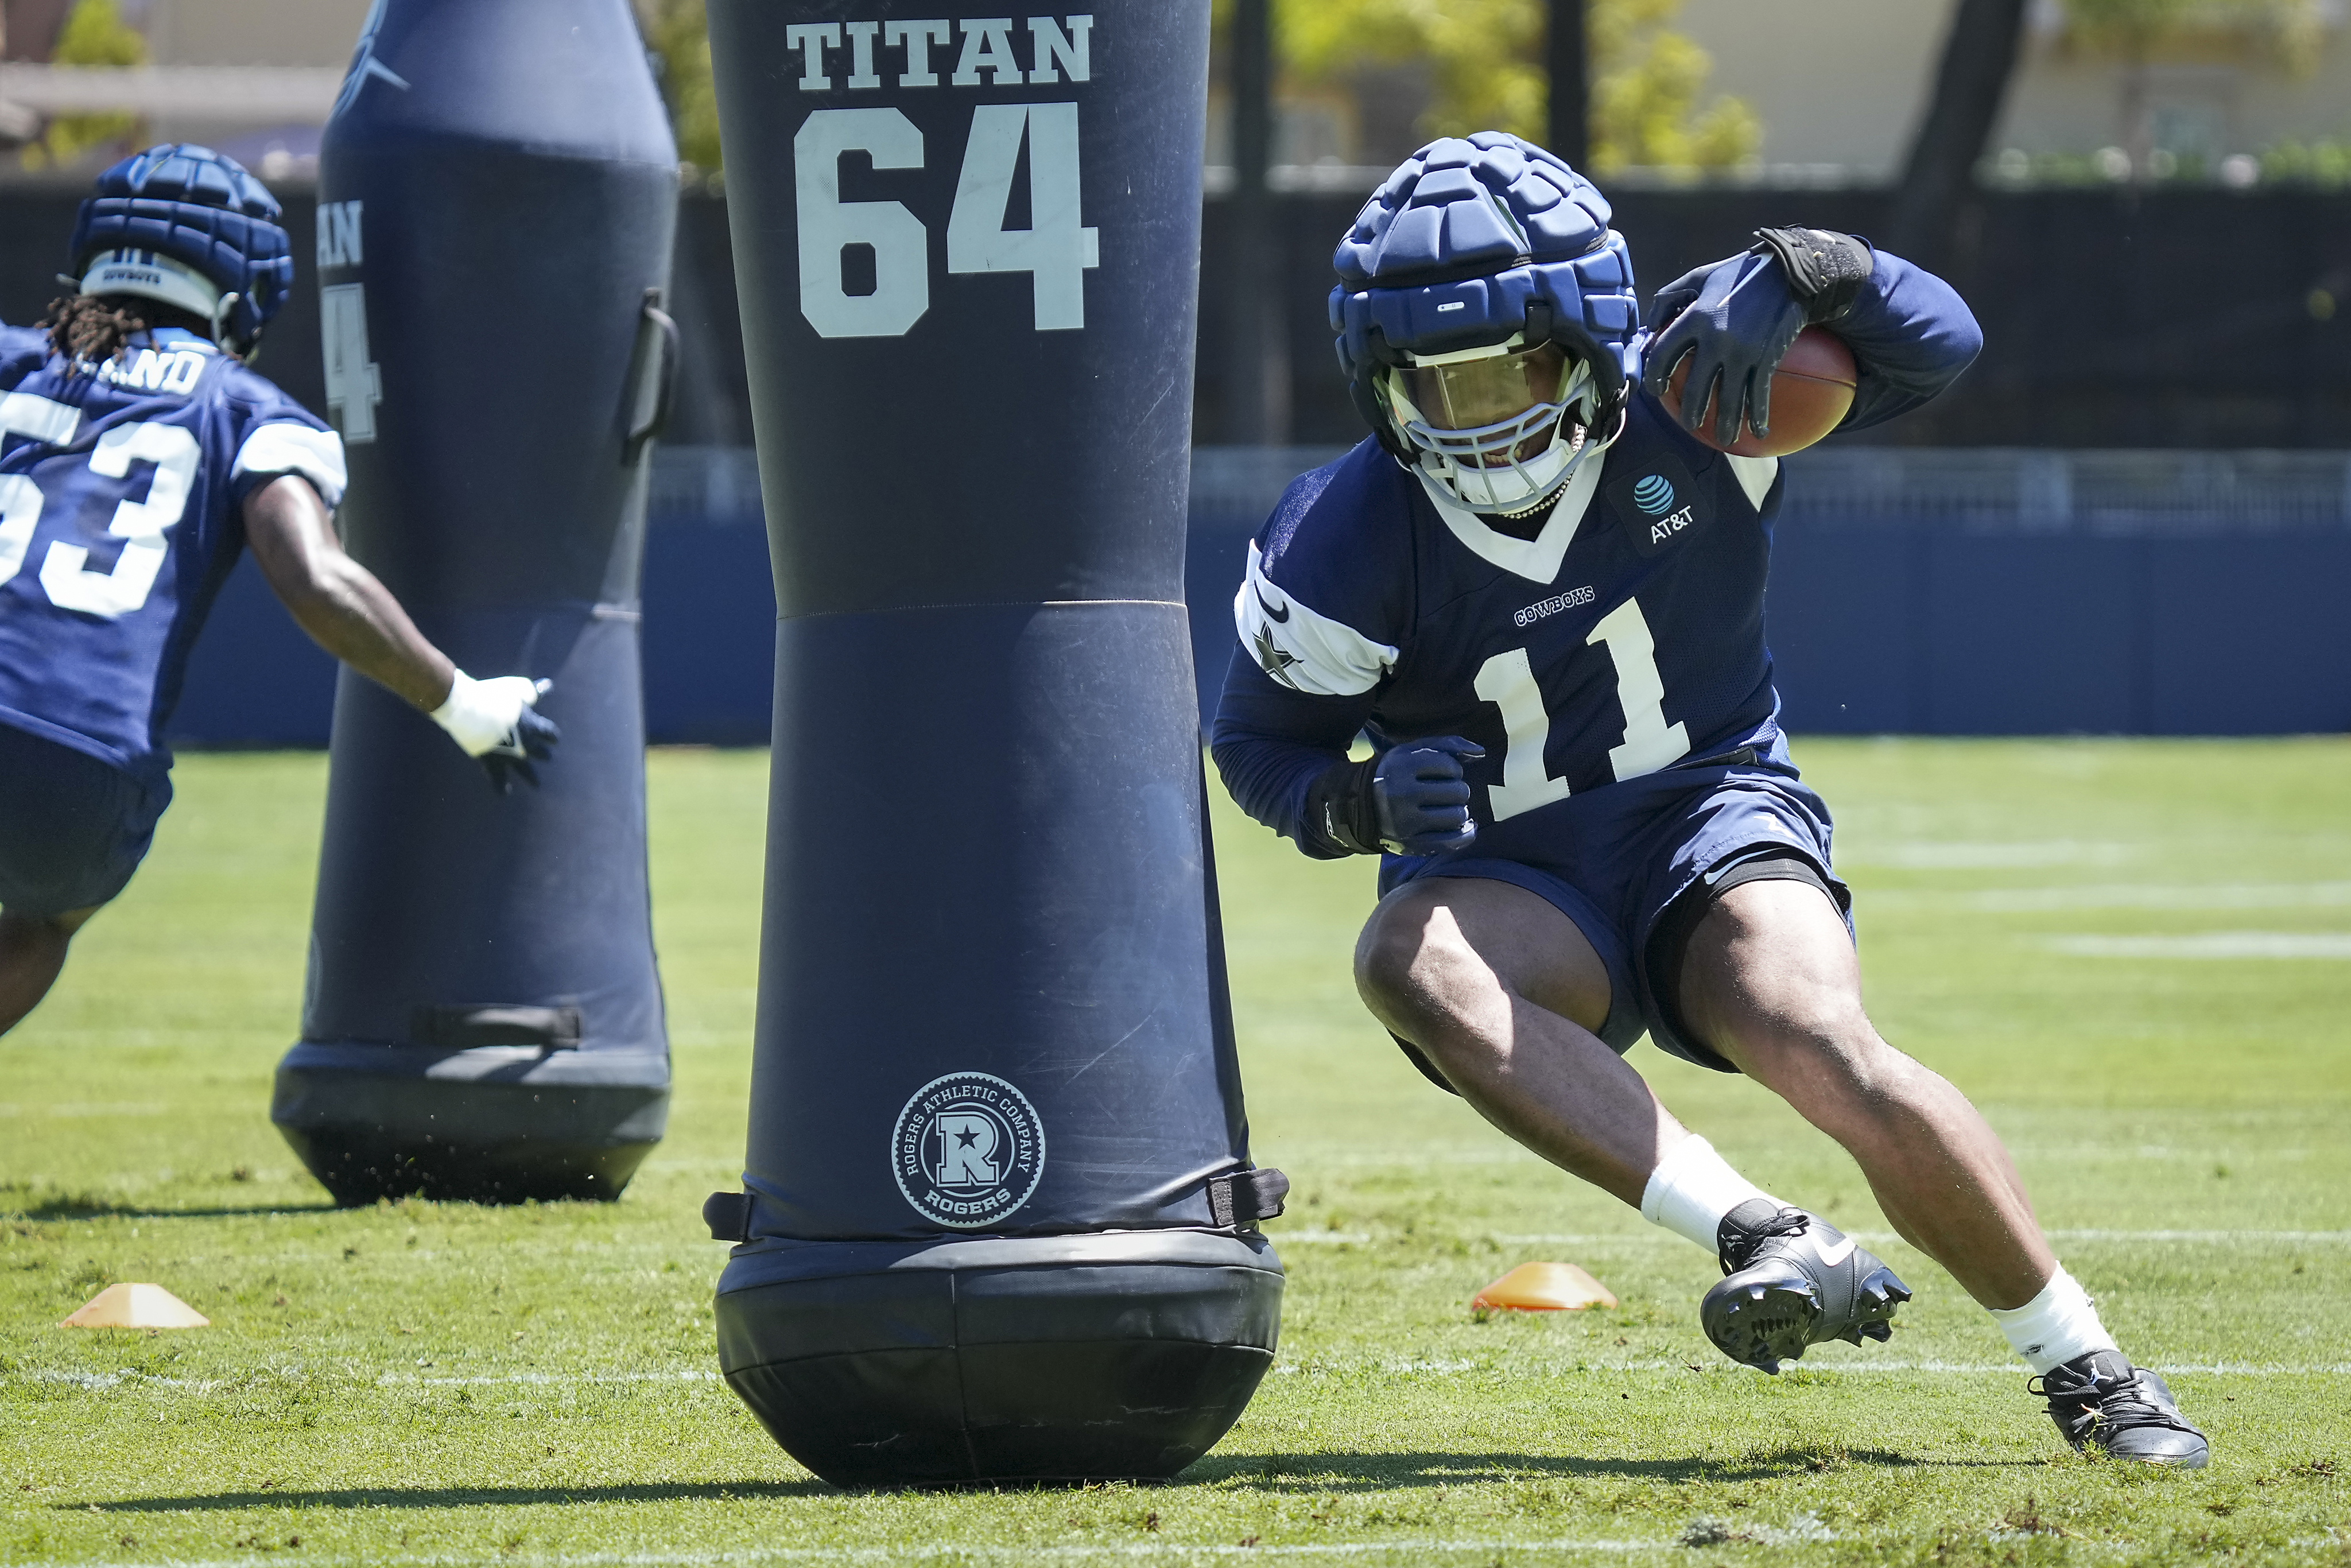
[1639,1135,1782,1256]
[1989,1264,2118,1375]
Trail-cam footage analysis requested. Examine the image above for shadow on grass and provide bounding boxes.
[4,1198,339,1221]
[82,1481,832,1511]
[74,1447,2038,1511]
[1184,1444,2038,1489]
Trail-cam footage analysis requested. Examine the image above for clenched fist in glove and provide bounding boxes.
[1308,735,1485,857]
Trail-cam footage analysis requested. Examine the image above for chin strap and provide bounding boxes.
[210,292,259,363]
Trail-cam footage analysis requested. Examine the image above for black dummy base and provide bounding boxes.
[715,1230,1284,1487]
[271,1042,670,1206]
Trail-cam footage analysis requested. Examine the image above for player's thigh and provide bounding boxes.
[1355,875,1613,1036]
[1674,878,1879,1084]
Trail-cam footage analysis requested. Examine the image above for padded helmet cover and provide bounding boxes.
[68,143,295,352]
[1330,132,1638,461]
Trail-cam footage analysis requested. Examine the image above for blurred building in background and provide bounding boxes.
[0,0,365,177]
[1683,0,2351,188]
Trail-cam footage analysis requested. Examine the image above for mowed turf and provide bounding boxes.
[3,739,2347,1566]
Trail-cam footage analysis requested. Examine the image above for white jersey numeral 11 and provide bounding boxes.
[1473,598,1692,822]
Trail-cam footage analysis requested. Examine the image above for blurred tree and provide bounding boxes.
[1585,0,1759,173]
[20,0,145,172]
[637,0,720,173]
[1885,0,2031,265]
[1267,0,1756,171]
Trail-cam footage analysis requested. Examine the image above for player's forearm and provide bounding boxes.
[276,558,456,711]
[1212,649,1373,858]
[1830,250,1984,430]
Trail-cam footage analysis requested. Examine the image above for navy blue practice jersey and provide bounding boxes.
[0,324,345,782]
[1223,393,1784,843]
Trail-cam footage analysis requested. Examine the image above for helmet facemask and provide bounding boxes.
[1378,335,1608,516]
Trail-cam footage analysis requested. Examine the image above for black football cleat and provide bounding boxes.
[1700,1200,1912,1374]
[2032,1350,2209,1467]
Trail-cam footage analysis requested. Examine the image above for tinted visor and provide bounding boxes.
[1397,341,1576,434]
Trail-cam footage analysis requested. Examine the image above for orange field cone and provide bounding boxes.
[1472,1260,1617,1313]
[59,1283,210,1329]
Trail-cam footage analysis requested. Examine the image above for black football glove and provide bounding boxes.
[481,703,560,794]
[1307,736,1484,857]
[1643,227,1872,447]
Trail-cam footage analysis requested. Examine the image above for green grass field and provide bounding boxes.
[3,739,2347,1565]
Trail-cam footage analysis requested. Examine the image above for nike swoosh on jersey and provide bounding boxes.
[1813,1235,1856,1268]
[1255,585,1290,623]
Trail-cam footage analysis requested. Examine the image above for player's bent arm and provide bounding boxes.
[1212,649,1372,860]
[243,476,558,786]
[245,475,455,710]
[1822,248,1983,432]
[1212,652,1481,860]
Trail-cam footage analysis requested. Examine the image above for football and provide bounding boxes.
[1666,324,1858,457]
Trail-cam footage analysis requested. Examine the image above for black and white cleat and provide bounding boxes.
[2032,1350,2210,1467]
[1700,1200,1911,1374]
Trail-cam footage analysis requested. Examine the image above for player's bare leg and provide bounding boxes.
[1353,876,1690,1206]
[0,906,96,1037]
[1674,878,2053,1310]
[1680,878,2208,1462]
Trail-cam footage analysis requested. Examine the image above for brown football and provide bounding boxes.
[1665,324,1857,457]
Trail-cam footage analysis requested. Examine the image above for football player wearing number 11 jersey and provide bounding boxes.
[0,146,557,1039]
[1213,134,2207,1465]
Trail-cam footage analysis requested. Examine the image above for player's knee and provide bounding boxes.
[1352,893,1480,1028]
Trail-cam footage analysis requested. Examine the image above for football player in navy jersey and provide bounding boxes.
[0,145,556,1039]
[1213,134,2207,1465]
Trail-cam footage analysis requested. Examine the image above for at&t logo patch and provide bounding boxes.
[891,1070,1045,1228]
[1632,473,1675,515]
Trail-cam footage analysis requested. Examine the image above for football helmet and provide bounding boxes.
[1330,133,1640,515]
[67,143,295,360]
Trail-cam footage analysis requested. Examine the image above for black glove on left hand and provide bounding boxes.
[1306,736,1484,857]
[1642,227,1872,447]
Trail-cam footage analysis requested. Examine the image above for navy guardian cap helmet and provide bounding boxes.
[67,143,295,360]
[1330,132,1639,515]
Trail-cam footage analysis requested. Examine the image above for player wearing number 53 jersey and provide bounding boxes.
[0,146,558,1039]
[1214,134,2209,1465]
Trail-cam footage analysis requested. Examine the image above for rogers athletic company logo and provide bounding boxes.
[1515,585,1595,627]
[891,1071,1046,1228]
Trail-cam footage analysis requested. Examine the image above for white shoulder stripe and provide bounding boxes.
[234,422,348,510]
[1233,541,1397,697]
[1727,453,1779,511]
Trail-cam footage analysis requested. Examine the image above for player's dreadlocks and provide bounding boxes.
[38,293,212,368]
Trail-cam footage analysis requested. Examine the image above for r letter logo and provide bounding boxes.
[892,1070,1046,1228]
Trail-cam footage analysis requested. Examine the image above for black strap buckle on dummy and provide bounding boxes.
[703,1191,754,1243]
[1207,1167,1291,1229]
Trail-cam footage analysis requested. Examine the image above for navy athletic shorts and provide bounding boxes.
[0,722,169,918]
[1377,739,1852,1078]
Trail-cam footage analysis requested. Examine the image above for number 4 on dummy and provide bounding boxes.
[795,103,1099,339]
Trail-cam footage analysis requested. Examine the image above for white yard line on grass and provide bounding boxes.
[1274,1358,2351,1377]
[2042,932,2351,959]
[1872,880,2351,911]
